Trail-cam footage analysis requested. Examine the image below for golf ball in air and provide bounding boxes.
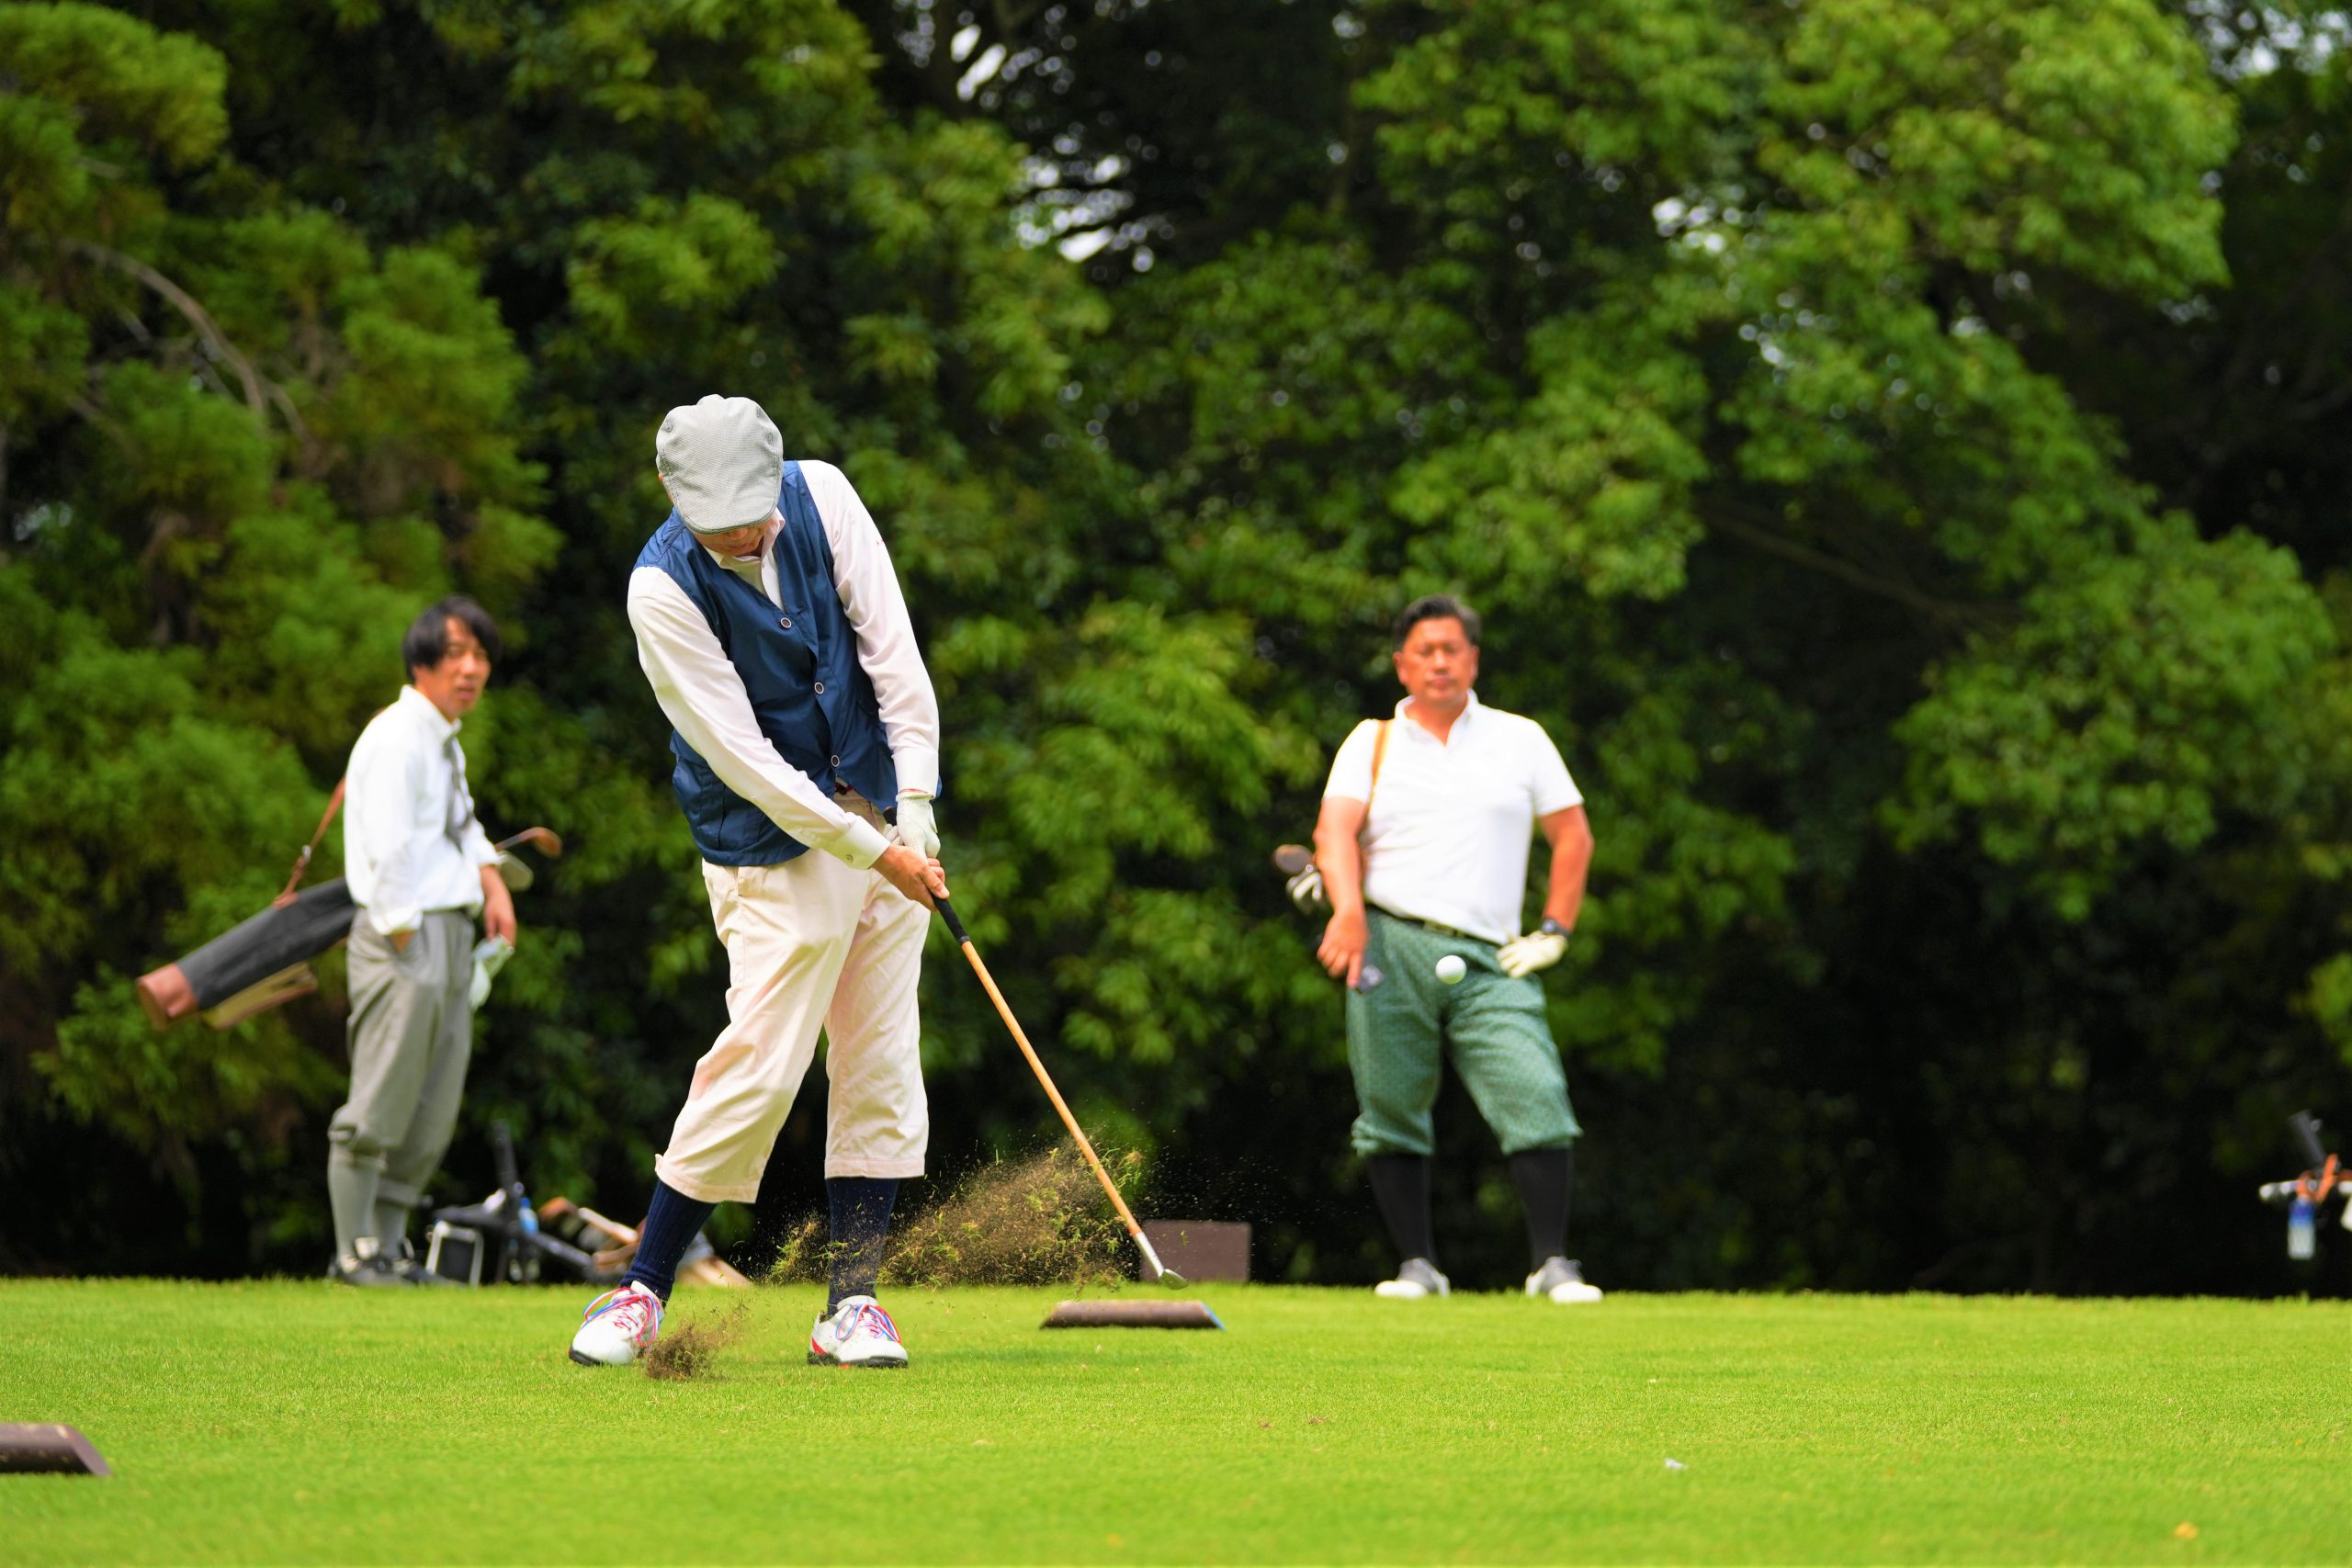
[1435,953,1467,986]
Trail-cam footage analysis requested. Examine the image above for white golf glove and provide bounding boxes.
[469,934,514,1009]
[893,792,939,859]
[1497,923,1568,979]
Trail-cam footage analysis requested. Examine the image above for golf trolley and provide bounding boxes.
[2256,1111,2350,1263]
[424,1121,601,1286]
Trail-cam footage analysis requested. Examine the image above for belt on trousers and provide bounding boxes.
[1370,905,1491,947]
[833,781,889,834]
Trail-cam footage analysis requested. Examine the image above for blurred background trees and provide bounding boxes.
[4,0,2346,1293]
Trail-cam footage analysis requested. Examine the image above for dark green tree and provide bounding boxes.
[847,0,2352,1289]
[7,0,2349,1293]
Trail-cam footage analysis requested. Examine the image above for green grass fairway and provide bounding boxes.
[5,1282,2346,1563]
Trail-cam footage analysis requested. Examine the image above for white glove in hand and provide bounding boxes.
[469,935,514,1009]
[893,792,940,859]
[1497,928,1567,979]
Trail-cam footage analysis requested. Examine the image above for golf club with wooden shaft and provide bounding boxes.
[933,895,1183,1285]
[493,826,564,859]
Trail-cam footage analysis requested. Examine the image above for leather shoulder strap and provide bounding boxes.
[274,778,347,908]
[1362,720,1394,822]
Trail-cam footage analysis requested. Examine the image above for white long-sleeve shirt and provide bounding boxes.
[626,459,941,870]
[344,684,497,938]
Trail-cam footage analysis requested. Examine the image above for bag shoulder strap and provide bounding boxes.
[1362,719,1394,823]
[274,778,347,908]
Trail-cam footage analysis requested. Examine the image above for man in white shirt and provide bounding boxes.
[329,596,517,1285]
[569,394,949,1371]
[1312,595,1602,1303]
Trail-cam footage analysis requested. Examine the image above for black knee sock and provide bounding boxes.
[621,1178,716,1303]
[1510,1145,1574,1268]
[1367,1154,1436,1266]
[825,1177,899,1313]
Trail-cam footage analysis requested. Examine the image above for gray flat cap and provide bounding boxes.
[655,394,784,533]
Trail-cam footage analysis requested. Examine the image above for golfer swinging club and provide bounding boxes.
[1311,594,1602,1303]
[570,395,948,1370]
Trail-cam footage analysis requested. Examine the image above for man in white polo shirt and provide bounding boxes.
[1311,594,1601,1303]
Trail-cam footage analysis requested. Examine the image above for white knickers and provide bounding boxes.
[654,848,930,1203]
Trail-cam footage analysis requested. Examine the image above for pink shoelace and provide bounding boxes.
[843,1301,899,1342]
[582,1285,660,1343]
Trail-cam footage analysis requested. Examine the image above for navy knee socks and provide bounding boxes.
[621,1178,716,1303]
[619,1175,901,1310]
[825,1177,899,1313]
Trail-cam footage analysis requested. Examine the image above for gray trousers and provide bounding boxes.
[328,911,474,1248]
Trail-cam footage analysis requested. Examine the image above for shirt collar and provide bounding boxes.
[1393,690,1481,732]
[695,513,781,570]
[398,682,462,739]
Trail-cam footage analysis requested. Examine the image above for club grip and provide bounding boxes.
[934,895,970,946]
[2290,1110,2328,1168]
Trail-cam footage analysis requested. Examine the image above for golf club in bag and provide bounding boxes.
[2256,1111,2351,1262]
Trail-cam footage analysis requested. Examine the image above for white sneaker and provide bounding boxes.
[1374,1257,1451,1298]
[1527,1256,1604,1303]
[808,1295,910,1369]
[570,1282,663,1365]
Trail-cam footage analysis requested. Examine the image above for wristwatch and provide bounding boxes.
[1537,918,1570,939]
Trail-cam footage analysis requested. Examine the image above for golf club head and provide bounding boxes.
[1134,1230,1185,1286]
[493,852,534,892]
[495,826,565,860]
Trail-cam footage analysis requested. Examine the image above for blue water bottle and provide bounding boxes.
[2288,1195,2316,1261]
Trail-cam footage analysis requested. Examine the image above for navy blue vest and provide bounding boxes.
[636,462,899,865]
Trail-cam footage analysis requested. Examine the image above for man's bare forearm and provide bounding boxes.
[1543,839,1591,929]
[1315,821,1366,918]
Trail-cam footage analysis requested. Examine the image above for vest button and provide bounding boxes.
[813,681,825,694]
[779,616,792,629]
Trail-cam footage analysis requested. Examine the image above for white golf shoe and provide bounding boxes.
[1374,1257,1451,1298]
[1527,1256,1604,1303]
[570,1281,663,1366]
[808,1295,910,1369]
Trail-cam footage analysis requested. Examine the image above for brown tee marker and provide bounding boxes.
[0,1425,110,1476]
[1041,1300,1224,1329]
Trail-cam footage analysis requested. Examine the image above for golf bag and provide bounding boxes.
[135,771,560,1031]
[136,878,357,1029]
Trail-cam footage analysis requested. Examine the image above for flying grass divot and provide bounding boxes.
[1040,1298,1223,1329]
[769,1147,1135,1290]
[933,896,1188,1285]
[642,1303,749,1381]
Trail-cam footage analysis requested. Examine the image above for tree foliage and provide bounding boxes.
[4,0,2348,1292]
